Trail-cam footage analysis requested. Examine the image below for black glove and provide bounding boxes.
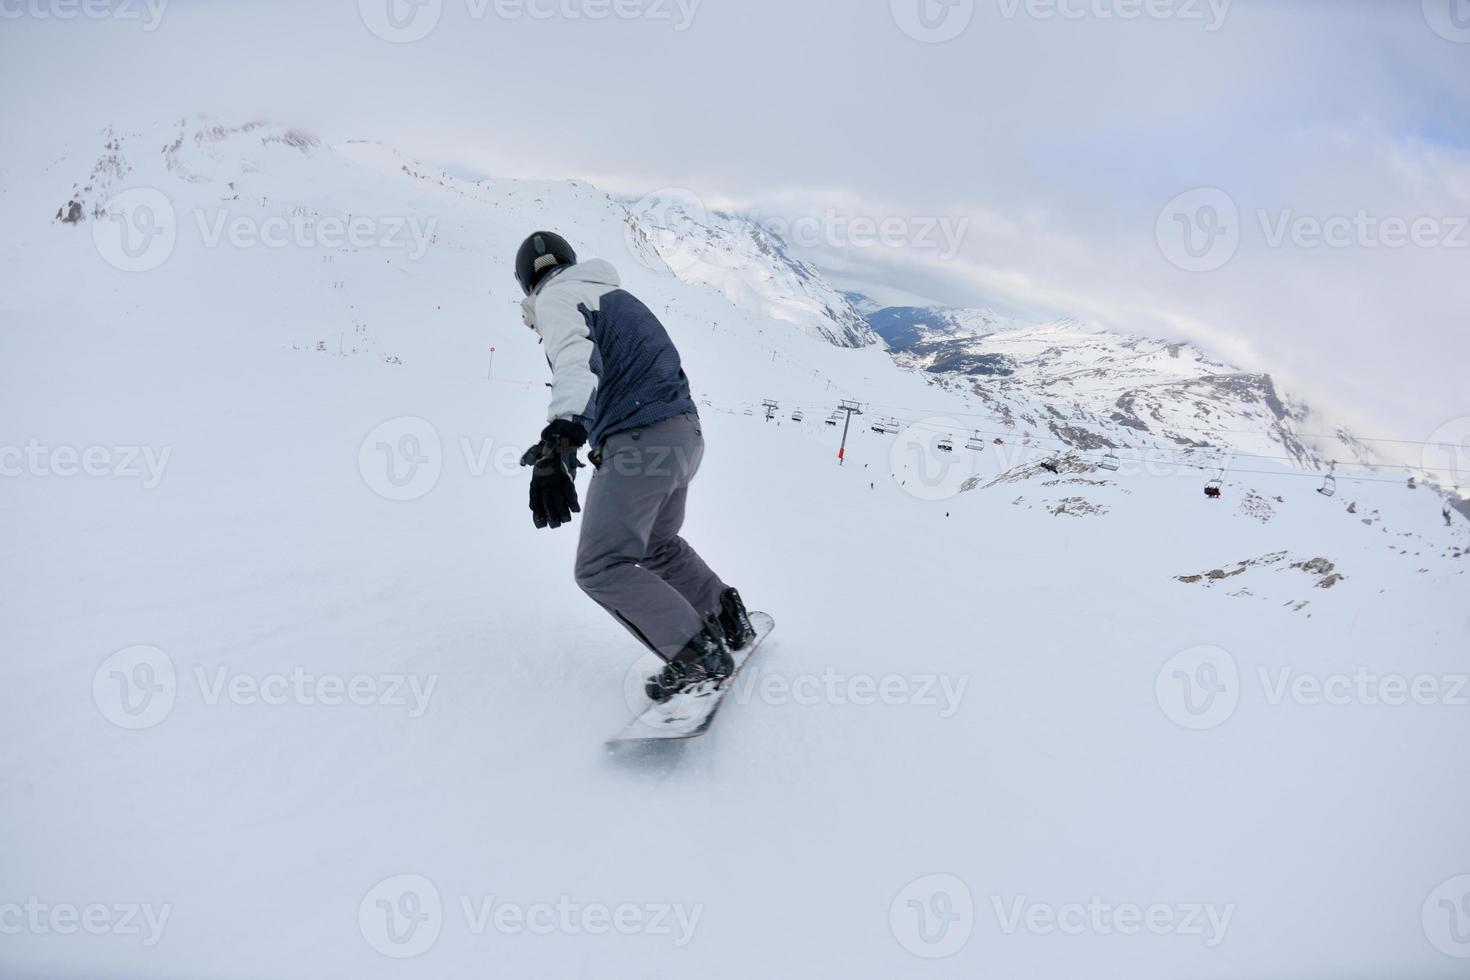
[527,452,581,529]
[541,419,587,451]
[520,419,587,467]
[520,419,587,530]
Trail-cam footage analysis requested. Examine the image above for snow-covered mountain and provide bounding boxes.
[3,116,1468,980]
[17,115,1438,492]
[866,303,1026,347]
[7,117,889,397]
[859,303,1395,481]
[623,194,878,348]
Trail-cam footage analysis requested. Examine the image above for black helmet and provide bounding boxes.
[516,231,577,295]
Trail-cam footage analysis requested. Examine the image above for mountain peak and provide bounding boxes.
[621,197,878,349]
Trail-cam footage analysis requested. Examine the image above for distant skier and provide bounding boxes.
[515,232,756,702]
[1446,506,1455,527]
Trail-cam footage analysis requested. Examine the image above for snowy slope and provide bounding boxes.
[2,118,1469,980]
[11,117,873,387]
[623,193,878,348]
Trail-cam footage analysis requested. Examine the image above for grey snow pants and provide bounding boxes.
[574,412,728,660]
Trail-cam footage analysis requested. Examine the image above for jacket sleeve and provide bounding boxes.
[528,288,598,425]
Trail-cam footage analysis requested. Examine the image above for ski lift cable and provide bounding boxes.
[718,398,1442,486]
[736,411,1418,489]
[788,402,1430,474]
[734,395,1368,474]
[734,395,1424,478]
[821,386,1454,448]
[834,397,1459,451]
[859,414,1375,471]
[813,407,1421,486]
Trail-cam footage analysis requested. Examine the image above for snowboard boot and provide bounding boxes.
[715,586,756,651]
[645,622,734,703]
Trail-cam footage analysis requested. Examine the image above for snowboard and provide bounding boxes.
[607,611,774,746]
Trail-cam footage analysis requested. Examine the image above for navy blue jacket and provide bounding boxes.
[522,259,697,449]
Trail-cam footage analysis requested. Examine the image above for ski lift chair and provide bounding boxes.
[966,432,986,450]
[936,437,954,453]
[1317,464,1337,498]
[1098,451,1121,472]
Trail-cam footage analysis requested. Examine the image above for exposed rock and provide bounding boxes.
[54,200,83,224]
[1294,557,1335,576]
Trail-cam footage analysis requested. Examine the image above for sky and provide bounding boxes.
[2,0,1467,468]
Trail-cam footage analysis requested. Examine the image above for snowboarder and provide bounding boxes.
[515,231,756,702]
[1445,506,1455,527]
